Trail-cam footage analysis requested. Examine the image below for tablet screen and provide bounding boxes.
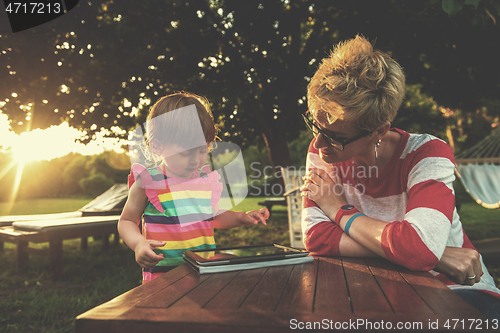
[185,244,308,265]
[213,244,299,257]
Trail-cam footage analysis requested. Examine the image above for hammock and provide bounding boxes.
[454,127,500,209]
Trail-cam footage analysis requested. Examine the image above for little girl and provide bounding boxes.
[118,92,269,283]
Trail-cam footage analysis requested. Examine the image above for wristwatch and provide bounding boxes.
[334,204,359,224]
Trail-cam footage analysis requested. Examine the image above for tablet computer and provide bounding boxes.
[183,243,309,266]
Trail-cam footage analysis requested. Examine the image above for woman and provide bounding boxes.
[300,35,500,319]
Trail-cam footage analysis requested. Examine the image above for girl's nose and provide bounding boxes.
[190,155,201,166]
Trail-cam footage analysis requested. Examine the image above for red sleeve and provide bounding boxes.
[302,139,344,256]
[304,220,344,256]
[381,138,456,271]
[382,221,437,271]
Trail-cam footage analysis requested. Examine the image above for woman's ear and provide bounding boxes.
[375,122,391,139]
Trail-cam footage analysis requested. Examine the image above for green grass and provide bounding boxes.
[458,202,500,241]
[0,196,288,333]
[0,197,499,332]
[0,198,93,216]
[214,197,290,247]
[0,237,142,333]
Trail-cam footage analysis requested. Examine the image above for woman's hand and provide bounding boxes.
[434,246,483,285]
[134,239,166,269]
[300,168,347,220]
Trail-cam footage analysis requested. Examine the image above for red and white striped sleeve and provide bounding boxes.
[381,134,456,271]
[302,140,344,256]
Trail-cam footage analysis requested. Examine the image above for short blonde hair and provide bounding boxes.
[307,35,405,131]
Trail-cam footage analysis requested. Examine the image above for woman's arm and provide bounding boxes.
[304,164,446,270]
[303,188,482,283]
[303,136,469,272]
[301,140,484,284]
[302,195,377,257]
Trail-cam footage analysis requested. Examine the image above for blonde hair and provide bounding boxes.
[144,92,219,164]
[307,35,405,131]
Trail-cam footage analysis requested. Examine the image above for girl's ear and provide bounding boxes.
[149,139,163,155]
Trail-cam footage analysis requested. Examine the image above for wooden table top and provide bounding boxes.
[76,256,495,332]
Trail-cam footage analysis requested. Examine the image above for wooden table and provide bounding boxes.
[76,257,496,332]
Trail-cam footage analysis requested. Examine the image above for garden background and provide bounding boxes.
[1,1,500,332]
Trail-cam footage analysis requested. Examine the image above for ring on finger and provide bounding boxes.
[467,275,476,280]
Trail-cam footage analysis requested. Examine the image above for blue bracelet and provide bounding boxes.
[345,213,365,236]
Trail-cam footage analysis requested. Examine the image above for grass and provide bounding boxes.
[0,197,289,333]
[458,202,500,242]
[0,238,141,333]
[0,198,93,216]
[0,197,499,332]
[214,197,290,247]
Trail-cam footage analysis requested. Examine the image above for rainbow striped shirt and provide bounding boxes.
[129,164,223,282]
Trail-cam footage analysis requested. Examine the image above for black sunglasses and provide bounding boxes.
[302,111,371,151]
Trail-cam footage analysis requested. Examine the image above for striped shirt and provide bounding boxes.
[129,163,223,282]
[302,128,500,299]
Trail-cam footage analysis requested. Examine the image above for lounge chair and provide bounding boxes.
[0,184,128,278]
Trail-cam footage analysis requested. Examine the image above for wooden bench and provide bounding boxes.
[0,216,120,278]
[0,211,84,227]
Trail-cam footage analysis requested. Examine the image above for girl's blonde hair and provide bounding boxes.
[307,35,405,131]
[144,92,219,164]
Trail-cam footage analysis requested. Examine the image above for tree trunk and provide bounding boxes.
[245,96,293,171]
[262,130,293,170]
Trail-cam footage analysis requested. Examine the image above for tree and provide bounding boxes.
[1,0,500,168]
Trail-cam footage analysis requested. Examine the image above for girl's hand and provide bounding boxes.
[134,239,166,269]
[242,208,269,226]
[300,168,347,218]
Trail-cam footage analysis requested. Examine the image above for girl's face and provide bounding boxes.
[161,144,209,178]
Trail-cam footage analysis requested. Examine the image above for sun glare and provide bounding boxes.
[0,116,126,164]
[0,111,129,215]
[10,123,88,163]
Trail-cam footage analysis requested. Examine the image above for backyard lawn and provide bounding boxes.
[0,198,93,216]
[0,196,499,333]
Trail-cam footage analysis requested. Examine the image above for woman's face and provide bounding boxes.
[312,112,374,164]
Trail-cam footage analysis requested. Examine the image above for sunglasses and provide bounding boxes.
[302,111,371,151]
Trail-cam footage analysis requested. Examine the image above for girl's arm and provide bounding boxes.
[213,208,269,229]
[118,181,165,268]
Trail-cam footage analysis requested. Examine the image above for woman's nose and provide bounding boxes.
[313,133,329,149]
